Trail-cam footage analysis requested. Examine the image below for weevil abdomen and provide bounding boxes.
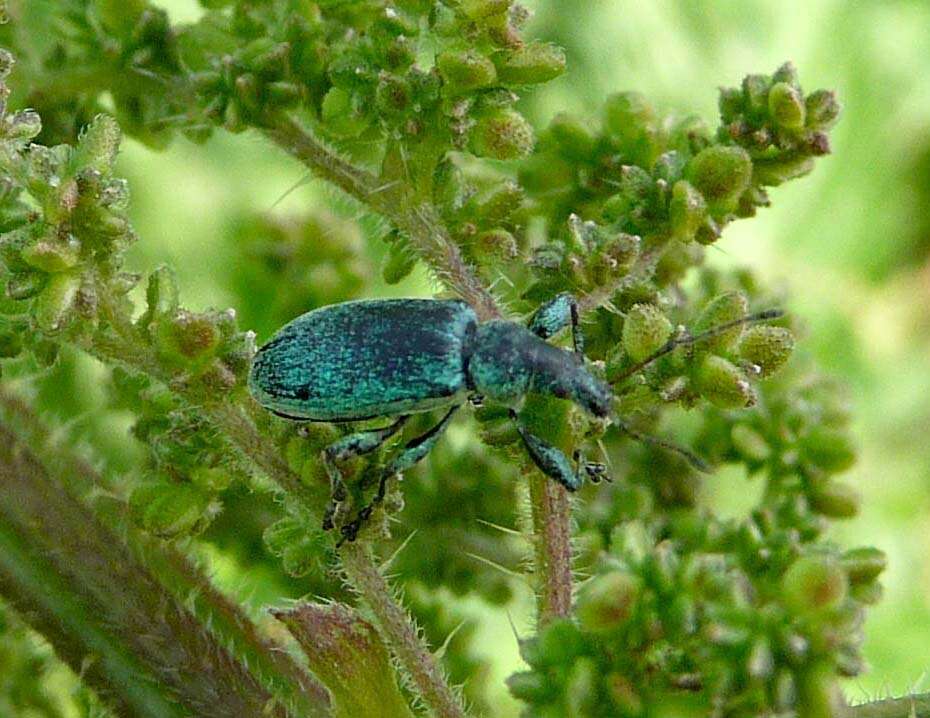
[249,298,477,421]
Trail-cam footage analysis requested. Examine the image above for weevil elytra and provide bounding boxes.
[249,293,780,544]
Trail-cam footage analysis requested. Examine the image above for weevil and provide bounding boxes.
[248,293,779,544]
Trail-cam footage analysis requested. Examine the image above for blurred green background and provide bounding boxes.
[6,0,930,714]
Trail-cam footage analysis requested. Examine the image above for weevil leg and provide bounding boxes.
[321,415,410,531]
[510,409,585,492]
[528,292,584,355]
[573,449,610,483]
[339,405,460,546]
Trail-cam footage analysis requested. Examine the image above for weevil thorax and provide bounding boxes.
[466,321,613,417]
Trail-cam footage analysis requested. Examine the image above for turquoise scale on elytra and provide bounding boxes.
[249,298,477,421]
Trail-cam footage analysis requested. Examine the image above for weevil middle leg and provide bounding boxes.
[339,405,460,545]
[321,415,410,531]
[528,292,584,355]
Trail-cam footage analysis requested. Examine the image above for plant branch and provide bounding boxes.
[527,474,574,625]
[847,695,930,718]
[339,542,469,718]
[0,416,309,718]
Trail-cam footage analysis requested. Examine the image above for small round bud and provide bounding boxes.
[695,355,757,409]
[476,228,518,261]
[782,554,848,614]
[694,290,749,352]
[687,146,752,213]
[34,272,81,332]
[739,325,794,376]
[460,0,511,20]
[669,180,707,242]
[22,236,82,273]
[496,42,566,85]
[130,481,215,538]
[622,303,672,363]
[809,479,860,518]
[768,81,806,130]
[6,272,48,301]
[382,243,417,284]
[375,74,411,116]
[5,110,42,141]
[506,672,551,703]
[842,547,887,585]
[731,423,770,462]
[576,570,640,633]
[800,427,856,473]
[548,113,596,160]
[805,90,841,130]
[321,87,369,137]
[603,91,654,142]
[156,310,221,363]
[534,619,585,667]
[742,73,771,115]
[76,114,122,174]
[469,108,535,160]
[437,50,497,94]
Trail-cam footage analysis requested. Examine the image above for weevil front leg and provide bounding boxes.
[509,409,587,491]
[321,415,410,531]
[339,405,460,546]
[528,292,584,355]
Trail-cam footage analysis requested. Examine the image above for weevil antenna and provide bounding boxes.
[610,309,784,386]
[611,415,711,473]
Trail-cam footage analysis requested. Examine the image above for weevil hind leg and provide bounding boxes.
[321,415,410,531]
[338,405,460,546]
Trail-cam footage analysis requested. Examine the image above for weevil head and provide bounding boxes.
[467,321,613,417]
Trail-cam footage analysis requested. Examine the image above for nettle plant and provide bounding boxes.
[0,1,911,717]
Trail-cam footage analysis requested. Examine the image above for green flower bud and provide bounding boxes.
[496,42,566,85]
[731,423,770,462]
[605,673,642,713]
[0,331,22,358]
[469,108,535,160]
[22,237,82,273]
[798,662,844,718]
[566,658,597,716]
[850,581,883,605]
[5,110,42,141]
[687,146,752,213]
[507,672,551,703]
[382,243,417,284]
[190,466,232,492]
[543,115,593,165]
[321,87,369,138]
[34,272,81,332]
[375,74,411,116]
[76,114,122,174]
[156,310,221,363]
[281,537,325,577]
[669,180,707,242]
[782,555,848,614]
[747,638,774,679]
[476,228,518,261]
[460,0,511,19]
[772,61,800,87]
[263,516,307,555]
[738,325,794,376]
[742,73,771,115]
[0,49,14,79]
[768,81,806,130]
[753,155,815,186]
[695,355,757,409]
[266,81,301,108]
[576,570,640,633]
[437,50,497,94]
[603,91,654,142]
[622,303,671,363]
[130,481,215,538]
[809,479,860,518]
[800,428,856,473]
[6,272,48,301]
[535,619,585,667]
[805,90,841,130]
[842,547,887,585]
[694,291,749,352]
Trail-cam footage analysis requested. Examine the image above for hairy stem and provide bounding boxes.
[339,542,468,718]
[527,474,574,625]
[847,695,930,718]
[0,418,305,718]
[264,114,501,322]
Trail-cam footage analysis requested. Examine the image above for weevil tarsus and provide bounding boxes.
[510,409,587,492]
[338,404,461,546]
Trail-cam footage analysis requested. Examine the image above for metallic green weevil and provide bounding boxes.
[249,294,779,544]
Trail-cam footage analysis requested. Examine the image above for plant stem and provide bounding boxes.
[339,542,468,718]
[527,474,574,625]
[263,114,501,322]
[0,418,306,718]
[847,695,930,718]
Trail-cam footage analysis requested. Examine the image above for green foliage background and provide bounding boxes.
[1,0,929,715]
